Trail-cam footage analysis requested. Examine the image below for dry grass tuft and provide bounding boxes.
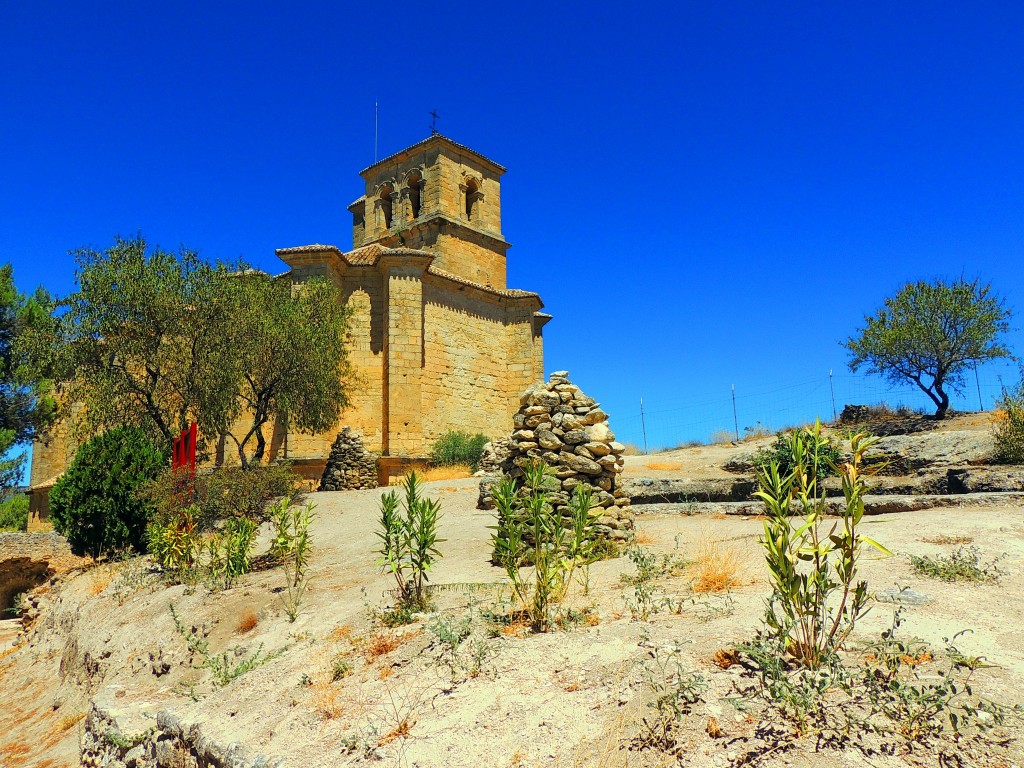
[921,534,974,545]
[377,717,412,746]
[330,624,354,641]
[712,648,740,669]
[644,461,683,471]
[360,630,415,662]
[633,531,656,546]
[58,712,85,732]
[235,609,259,634]
[689,534,747,593]
[88,571,111,596]
[311,680,343,720]
[420,464,473,481]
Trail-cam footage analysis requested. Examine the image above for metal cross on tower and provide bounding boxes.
[429,109,440,135]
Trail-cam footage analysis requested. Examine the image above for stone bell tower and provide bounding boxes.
[348,134,510,289]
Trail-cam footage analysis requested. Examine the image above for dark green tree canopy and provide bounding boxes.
[49,426,166,558]
[844,279,1012,418]
[0,263,57,445]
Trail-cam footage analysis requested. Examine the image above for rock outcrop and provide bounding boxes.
[318,428,379,491]
[478,372,633,544]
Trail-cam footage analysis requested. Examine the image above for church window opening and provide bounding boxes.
[406,171,424,219]
[379,184,394,229]
[465,178,479,220]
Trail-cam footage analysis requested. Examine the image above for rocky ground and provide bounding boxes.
[1,412,1023,768]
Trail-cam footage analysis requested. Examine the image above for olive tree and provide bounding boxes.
[220,273,353,467]
[52,235,240,449]
[844,279,1012,418]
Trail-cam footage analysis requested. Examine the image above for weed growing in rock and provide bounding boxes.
[428,608,498,679]
[910,546,1006,583]
[620,545,689,620]
[377,472,444,612]
[757,423,890,667]
[169,602,278,688]
[491,460,601,632]
[631,643,706,755]
[735,609,1022,752]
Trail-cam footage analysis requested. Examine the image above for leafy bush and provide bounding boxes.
[756,422,890,668]
[0,494,29,531]
[147,504,202,573]
[50,426,166,558]
[377,472,444,611]
[141,463,299,532]
[429,430,488,471]
[491,460,601,632]
[273,495,316,621]
[993,387,1024,464]
[752,427,842,480]
[206,517,258,590]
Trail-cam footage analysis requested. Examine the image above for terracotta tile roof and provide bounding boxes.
[275,242,541,302]
[426,266,540,300]
[275,243,343,256]
[344,243,432,265]
[361,134,506,175]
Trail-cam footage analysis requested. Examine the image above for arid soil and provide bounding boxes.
[2,413,1023,768]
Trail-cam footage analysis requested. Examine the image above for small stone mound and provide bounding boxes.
[476,437,513,476]
[319,427,379,491]
[478,371,633,544]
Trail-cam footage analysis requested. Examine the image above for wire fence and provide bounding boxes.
[611,368,1019,453]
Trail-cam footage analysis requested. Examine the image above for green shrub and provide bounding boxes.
[756,422,890,668]
[429,430,489,471]
[147,504,202,574]
[377,472,444,611]
[141,463,299,532]
[491,460,601,632]
[993,388,1024,464]
[0,494,29,531]
[50,426,166,558]
[752,427,842,480]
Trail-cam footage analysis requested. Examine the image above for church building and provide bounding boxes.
[275,134,549,476]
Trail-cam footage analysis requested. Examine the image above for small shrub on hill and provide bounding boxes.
[141,463,299,531]
[0,494,28,531]
[993,387,1024,464]
[50,426,166,558]
[752,427,842,480]
[429,430,488,472]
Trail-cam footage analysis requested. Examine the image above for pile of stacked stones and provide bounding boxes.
[318,427,379,491]
[478,371,633,544]
[475,436,513,475]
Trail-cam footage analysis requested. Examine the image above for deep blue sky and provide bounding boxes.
[2,2,1022,450]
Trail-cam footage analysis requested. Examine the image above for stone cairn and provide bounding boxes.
[319,427,379,491]
[478,371,633,545]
